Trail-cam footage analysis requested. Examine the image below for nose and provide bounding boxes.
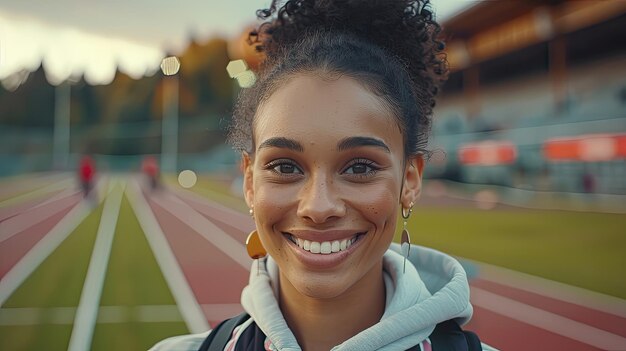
[297,174,346,224]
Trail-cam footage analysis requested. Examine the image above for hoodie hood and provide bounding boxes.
[241,244,473,351]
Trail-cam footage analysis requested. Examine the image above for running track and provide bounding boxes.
[1,174,625,350]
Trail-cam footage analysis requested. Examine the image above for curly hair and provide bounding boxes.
[229,0,447,158]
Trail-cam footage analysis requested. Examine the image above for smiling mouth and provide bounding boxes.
[284,233,366,254]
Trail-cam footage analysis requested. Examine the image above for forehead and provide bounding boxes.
[254,74,402,151]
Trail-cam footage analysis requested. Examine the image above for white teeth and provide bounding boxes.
[340,239,347,250]
[291,235,360,254]
[320,242,331,254]
[310,241,321,254]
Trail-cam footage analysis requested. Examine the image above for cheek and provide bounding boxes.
[346,181,399,228]
[254,185,293,222]
[252,183,297,255]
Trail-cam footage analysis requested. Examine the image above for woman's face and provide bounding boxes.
[243,73,422,299]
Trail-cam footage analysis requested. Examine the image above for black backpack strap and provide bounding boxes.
[462,330,482,351]
[198,312,250,351]
[421,319,482,351]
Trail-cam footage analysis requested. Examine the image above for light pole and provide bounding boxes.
[53,81,71,170]
[160,56,180,174]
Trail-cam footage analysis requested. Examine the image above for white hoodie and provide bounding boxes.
[150,243,473,351]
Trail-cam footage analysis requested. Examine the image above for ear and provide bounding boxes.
[401,154,424,209]
[242,152,255,208]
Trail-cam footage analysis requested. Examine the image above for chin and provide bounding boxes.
[290,271,353,300]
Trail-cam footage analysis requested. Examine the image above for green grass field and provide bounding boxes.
[403,207,626,298]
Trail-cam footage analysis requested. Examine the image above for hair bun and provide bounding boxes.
[253,0,445,85]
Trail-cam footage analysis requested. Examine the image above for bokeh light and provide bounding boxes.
[160,56,181,76]
[178,170,197,188]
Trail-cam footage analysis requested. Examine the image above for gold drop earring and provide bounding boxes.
[246,230,266,276]
[246,207,267,275]
[401,202,413,274]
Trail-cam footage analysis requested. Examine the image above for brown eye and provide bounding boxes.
[266,159,303,176]
[279,164,297,174]
[350,164,368,174]
[343,158,379,178]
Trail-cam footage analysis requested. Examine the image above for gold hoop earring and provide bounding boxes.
[401,202,414,274]
[246,230,266,275]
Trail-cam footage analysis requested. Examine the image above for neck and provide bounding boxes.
[278,261,386,351]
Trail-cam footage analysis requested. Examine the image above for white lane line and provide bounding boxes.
[0,173,66,200]
[0,177,75,208]
[173,188,253,233]
[0,178,110,307]
[134,305,184,323]
[26,187,81,212]
[0,191,81,244]
[150,191,250,270]
[0,187,80,223]
[67,179,125,351]
[18,306,76,325]
[0,304,199,325]
[126,178,209,334]
[466,258,626,318]
[471,286,626,350]
[15,185,80,212]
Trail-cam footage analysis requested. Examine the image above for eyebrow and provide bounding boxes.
[337,136,390,153]
[258,137,304,152]
[257,136,391,153]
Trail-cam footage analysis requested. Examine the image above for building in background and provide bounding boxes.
[431,0,626,194]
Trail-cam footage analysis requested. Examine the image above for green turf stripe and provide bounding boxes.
[0,325,73,351]
[3,203,103,308]
[99,195,179,305]
[0,202,103,350]
[396,207,626,299]
[94,195,187,350]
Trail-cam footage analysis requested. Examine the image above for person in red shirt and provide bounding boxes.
[78,155,96,197]
[142,155,160,190]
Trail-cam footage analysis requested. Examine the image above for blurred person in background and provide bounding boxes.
[142,155,160,190]
[152,0,481,350]
[78,155,96,198]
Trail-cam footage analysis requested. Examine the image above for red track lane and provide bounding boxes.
[175,195,254,243]
[0,177,56,200]
[471,278,626,337]
[146,196,250,326]
[1,193,82,235]
[0,189,65,222]
[0,205,74,278]
[465,306,602,351]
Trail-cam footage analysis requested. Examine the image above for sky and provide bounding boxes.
[0,0,475,86]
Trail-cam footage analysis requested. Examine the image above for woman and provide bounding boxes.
[153,0,480,350]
